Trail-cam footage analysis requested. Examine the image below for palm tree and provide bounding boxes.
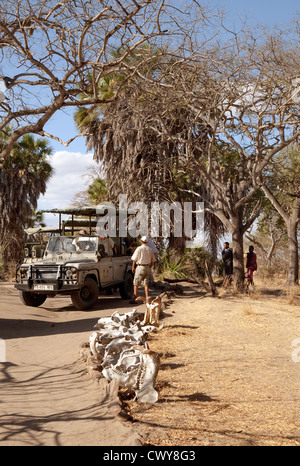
[87,178,108,204]
[27,209,46,229]
[0,131,54,270]
[74,47,174,200]
[74,47,225,254]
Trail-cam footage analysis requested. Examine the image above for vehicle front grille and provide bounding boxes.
[32,266,61,282]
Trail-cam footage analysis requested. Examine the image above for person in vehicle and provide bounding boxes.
[99,234,117,256]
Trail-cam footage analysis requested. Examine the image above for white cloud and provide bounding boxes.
[38,150,98,225]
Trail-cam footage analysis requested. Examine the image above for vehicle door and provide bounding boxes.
[98,257,114,286]
[113,256,127,282]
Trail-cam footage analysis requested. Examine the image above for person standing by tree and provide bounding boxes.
[246,245,257,285]
[222,242,233,281]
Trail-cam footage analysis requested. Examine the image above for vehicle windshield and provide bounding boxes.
[47,236,97,253]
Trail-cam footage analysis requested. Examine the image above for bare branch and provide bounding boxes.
[37,131,79,147]
[0,0,178,165]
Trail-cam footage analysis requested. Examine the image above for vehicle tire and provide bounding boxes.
[119,271,134,299]
[19,291,47,307]
[71,277,99,310]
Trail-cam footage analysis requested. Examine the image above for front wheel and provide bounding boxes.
[71,278,99,310]
[119,271,134,299]
[19,291,47,307]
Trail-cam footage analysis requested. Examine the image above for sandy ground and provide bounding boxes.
[0,278,299,446]
[0,286,143,446]
[124,280,300,446]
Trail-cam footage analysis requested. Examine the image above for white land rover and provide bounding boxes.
[15,235,134,310]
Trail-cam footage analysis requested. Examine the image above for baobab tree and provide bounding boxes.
[134,27,300,287]
[260,146,300,284]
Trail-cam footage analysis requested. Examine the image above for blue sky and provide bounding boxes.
[216,0,298,27]
[43,0,300,154]
[39,0,300,225]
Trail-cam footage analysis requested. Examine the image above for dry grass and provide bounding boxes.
[121,278,300,446]
[280,286,300,306]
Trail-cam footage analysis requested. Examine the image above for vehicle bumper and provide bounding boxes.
[15,281,79,293]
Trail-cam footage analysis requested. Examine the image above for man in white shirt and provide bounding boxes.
[99,235,117,256]
[137,235,159,283]
[130,236,155,303]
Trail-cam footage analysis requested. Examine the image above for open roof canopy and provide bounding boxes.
[41,204,138,237]
[42,204,138,216]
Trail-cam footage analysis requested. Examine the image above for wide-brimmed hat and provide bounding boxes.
[140,236,148,243]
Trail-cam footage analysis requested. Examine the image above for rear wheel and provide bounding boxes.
[19,291,47,307]
[71,277,99,310]
[119,271,134,299]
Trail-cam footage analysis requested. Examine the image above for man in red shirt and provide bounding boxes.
[246,245,257,284]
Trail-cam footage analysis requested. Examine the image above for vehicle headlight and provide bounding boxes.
[20,267,27,279]
[65,267,77,280]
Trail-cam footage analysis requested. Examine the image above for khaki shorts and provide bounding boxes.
[134,265,151,286]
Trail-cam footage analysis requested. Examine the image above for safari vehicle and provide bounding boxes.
[23,226,66,260]
[15,206,135,310]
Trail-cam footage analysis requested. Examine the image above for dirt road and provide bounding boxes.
[0,285,142,446]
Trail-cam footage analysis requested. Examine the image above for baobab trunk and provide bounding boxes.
[287,220,299,285]
[231,215,245,290]
[168,234,186,253]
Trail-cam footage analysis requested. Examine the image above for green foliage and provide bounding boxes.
[27,209,46,229]
[3,133,52,171]
[87,178,108,203]
[157,249,187,280]
[184,247,214,278]
[0,129,54,270]
[157,246,214,281]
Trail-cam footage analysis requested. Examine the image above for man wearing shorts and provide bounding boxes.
[130,236,156,303]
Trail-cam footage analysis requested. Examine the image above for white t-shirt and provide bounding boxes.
[131,244,155,265]
[99,237,115,256]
